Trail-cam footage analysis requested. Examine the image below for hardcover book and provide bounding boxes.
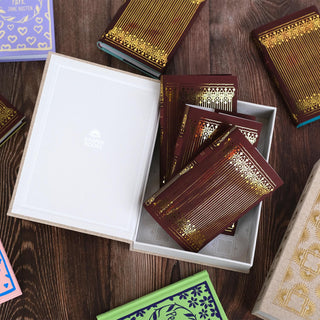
[0,94,25,146]
[144,127,283,252]
[97,271,228,320]
[160,75,238,185]
[252,6,320,127]
[97,0,206,78]
[0,0,55,62]
[0,240,22,304]
[170,104,263,178]
[252,159,320,320]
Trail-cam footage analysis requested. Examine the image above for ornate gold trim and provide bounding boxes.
[259,13,320,48]
[0,101,17,127]
[104,27,168,67]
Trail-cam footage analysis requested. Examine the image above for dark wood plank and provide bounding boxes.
[1,0,320,319]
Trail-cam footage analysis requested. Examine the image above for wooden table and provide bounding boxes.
[1,0,320,319]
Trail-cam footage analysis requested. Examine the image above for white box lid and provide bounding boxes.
[8,53,160,243]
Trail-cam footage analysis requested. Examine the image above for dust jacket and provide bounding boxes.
[252,6,320,127]
[0,0,55,62]
[160,74,238,186]
[0,94,25,146]
[97,271,228,320]
[97,0,206,78]
[0,240,22,304]
[144,127,283,253]
[170,104,263,178]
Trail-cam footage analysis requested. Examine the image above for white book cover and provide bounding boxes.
[8,53,160,242]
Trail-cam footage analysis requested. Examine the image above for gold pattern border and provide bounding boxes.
[258,13,320,48]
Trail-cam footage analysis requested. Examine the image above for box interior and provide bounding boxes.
[134,101,276,272]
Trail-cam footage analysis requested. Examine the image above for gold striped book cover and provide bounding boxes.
[252,6,320,127]
[97,0,206,78]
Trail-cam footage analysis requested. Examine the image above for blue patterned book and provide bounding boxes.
[0,0,55,61]
[97,271,228,320]
[0,240,22,304]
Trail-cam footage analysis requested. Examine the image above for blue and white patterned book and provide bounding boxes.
[0,0,55,61]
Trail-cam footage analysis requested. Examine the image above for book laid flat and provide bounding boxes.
[252,159,320,320]
[97,0,206,78]
[144,127,283,252]
[0,94,25,146]
[0,240,22,304]
[8,53,160,242]
[0,0,55,61]
[97,271,228,320]
[252,6,320,127]
[170,104,263,178]
[160,75,238,186]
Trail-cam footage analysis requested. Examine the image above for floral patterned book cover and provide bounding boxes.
[97,271,228,320]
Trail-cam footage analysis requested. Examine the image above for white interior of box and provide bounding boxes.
[133,101,276,273]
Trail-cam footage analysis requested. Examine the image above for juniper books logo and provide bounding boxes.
[84,129,104,150]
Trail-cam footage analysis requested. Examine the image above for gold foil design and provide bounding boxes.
[297,94,320,113]
[102,0,204,69]
[228,148,274,196]
[196,120,219,140]
[275,284,315,317]
[198,86,235,110]
[238,128,259,145]
[273,190,320,318]
[257,11,320,119]
[0,100,17,127]
[259,13,320,48]
[104,27,168,67]
[173,218,206,252]
[179,162,195,176]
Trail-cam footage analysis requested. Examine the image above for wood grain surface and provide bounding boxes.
[1,0,320,319]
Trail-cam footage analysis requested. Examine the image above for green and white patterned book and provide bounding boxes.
[97,271,228,320]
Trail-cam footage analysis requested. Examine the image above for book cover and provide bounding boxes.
[0,0,55,62]
[97,271,228,320]
[252,6,320,127]
[170,104,263,178]
[252,159,320,320]
[0,240,22,304]
[160,75,238,186]
[0,94,25,146]
[145,127,283,252]
[97,0,206,78]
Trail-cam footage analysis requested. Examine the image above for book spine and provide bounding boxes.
[252,160,320,316]
[170,105,190,178]
[159,76,166,186]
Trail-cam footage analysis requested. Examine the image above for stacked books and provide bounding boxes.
[143,75,283,252]
[0,0,55,62]
[0,240,22,304]
[97,271,228,320]
[252,6,320,127]
[0,94,25,146]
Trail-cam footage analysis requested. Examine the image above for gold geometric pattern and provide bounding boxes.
[228,148,275,196]
[273,189,320,318]
[0,100,17,128]
[259,13,320,48]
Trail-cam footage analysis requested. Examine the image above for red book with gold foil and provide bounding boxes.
[170,104,263,178]
[0,94,25,147]
[97,0,206,78]
[144,127,283,253]
[252,6,320,127]
[160,75,238,186]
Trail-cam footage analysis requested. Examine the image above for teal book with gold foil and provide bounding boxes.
[97,271,228,320]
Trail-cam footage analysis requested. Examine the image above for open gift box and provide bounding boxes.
[8,53,277,273]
